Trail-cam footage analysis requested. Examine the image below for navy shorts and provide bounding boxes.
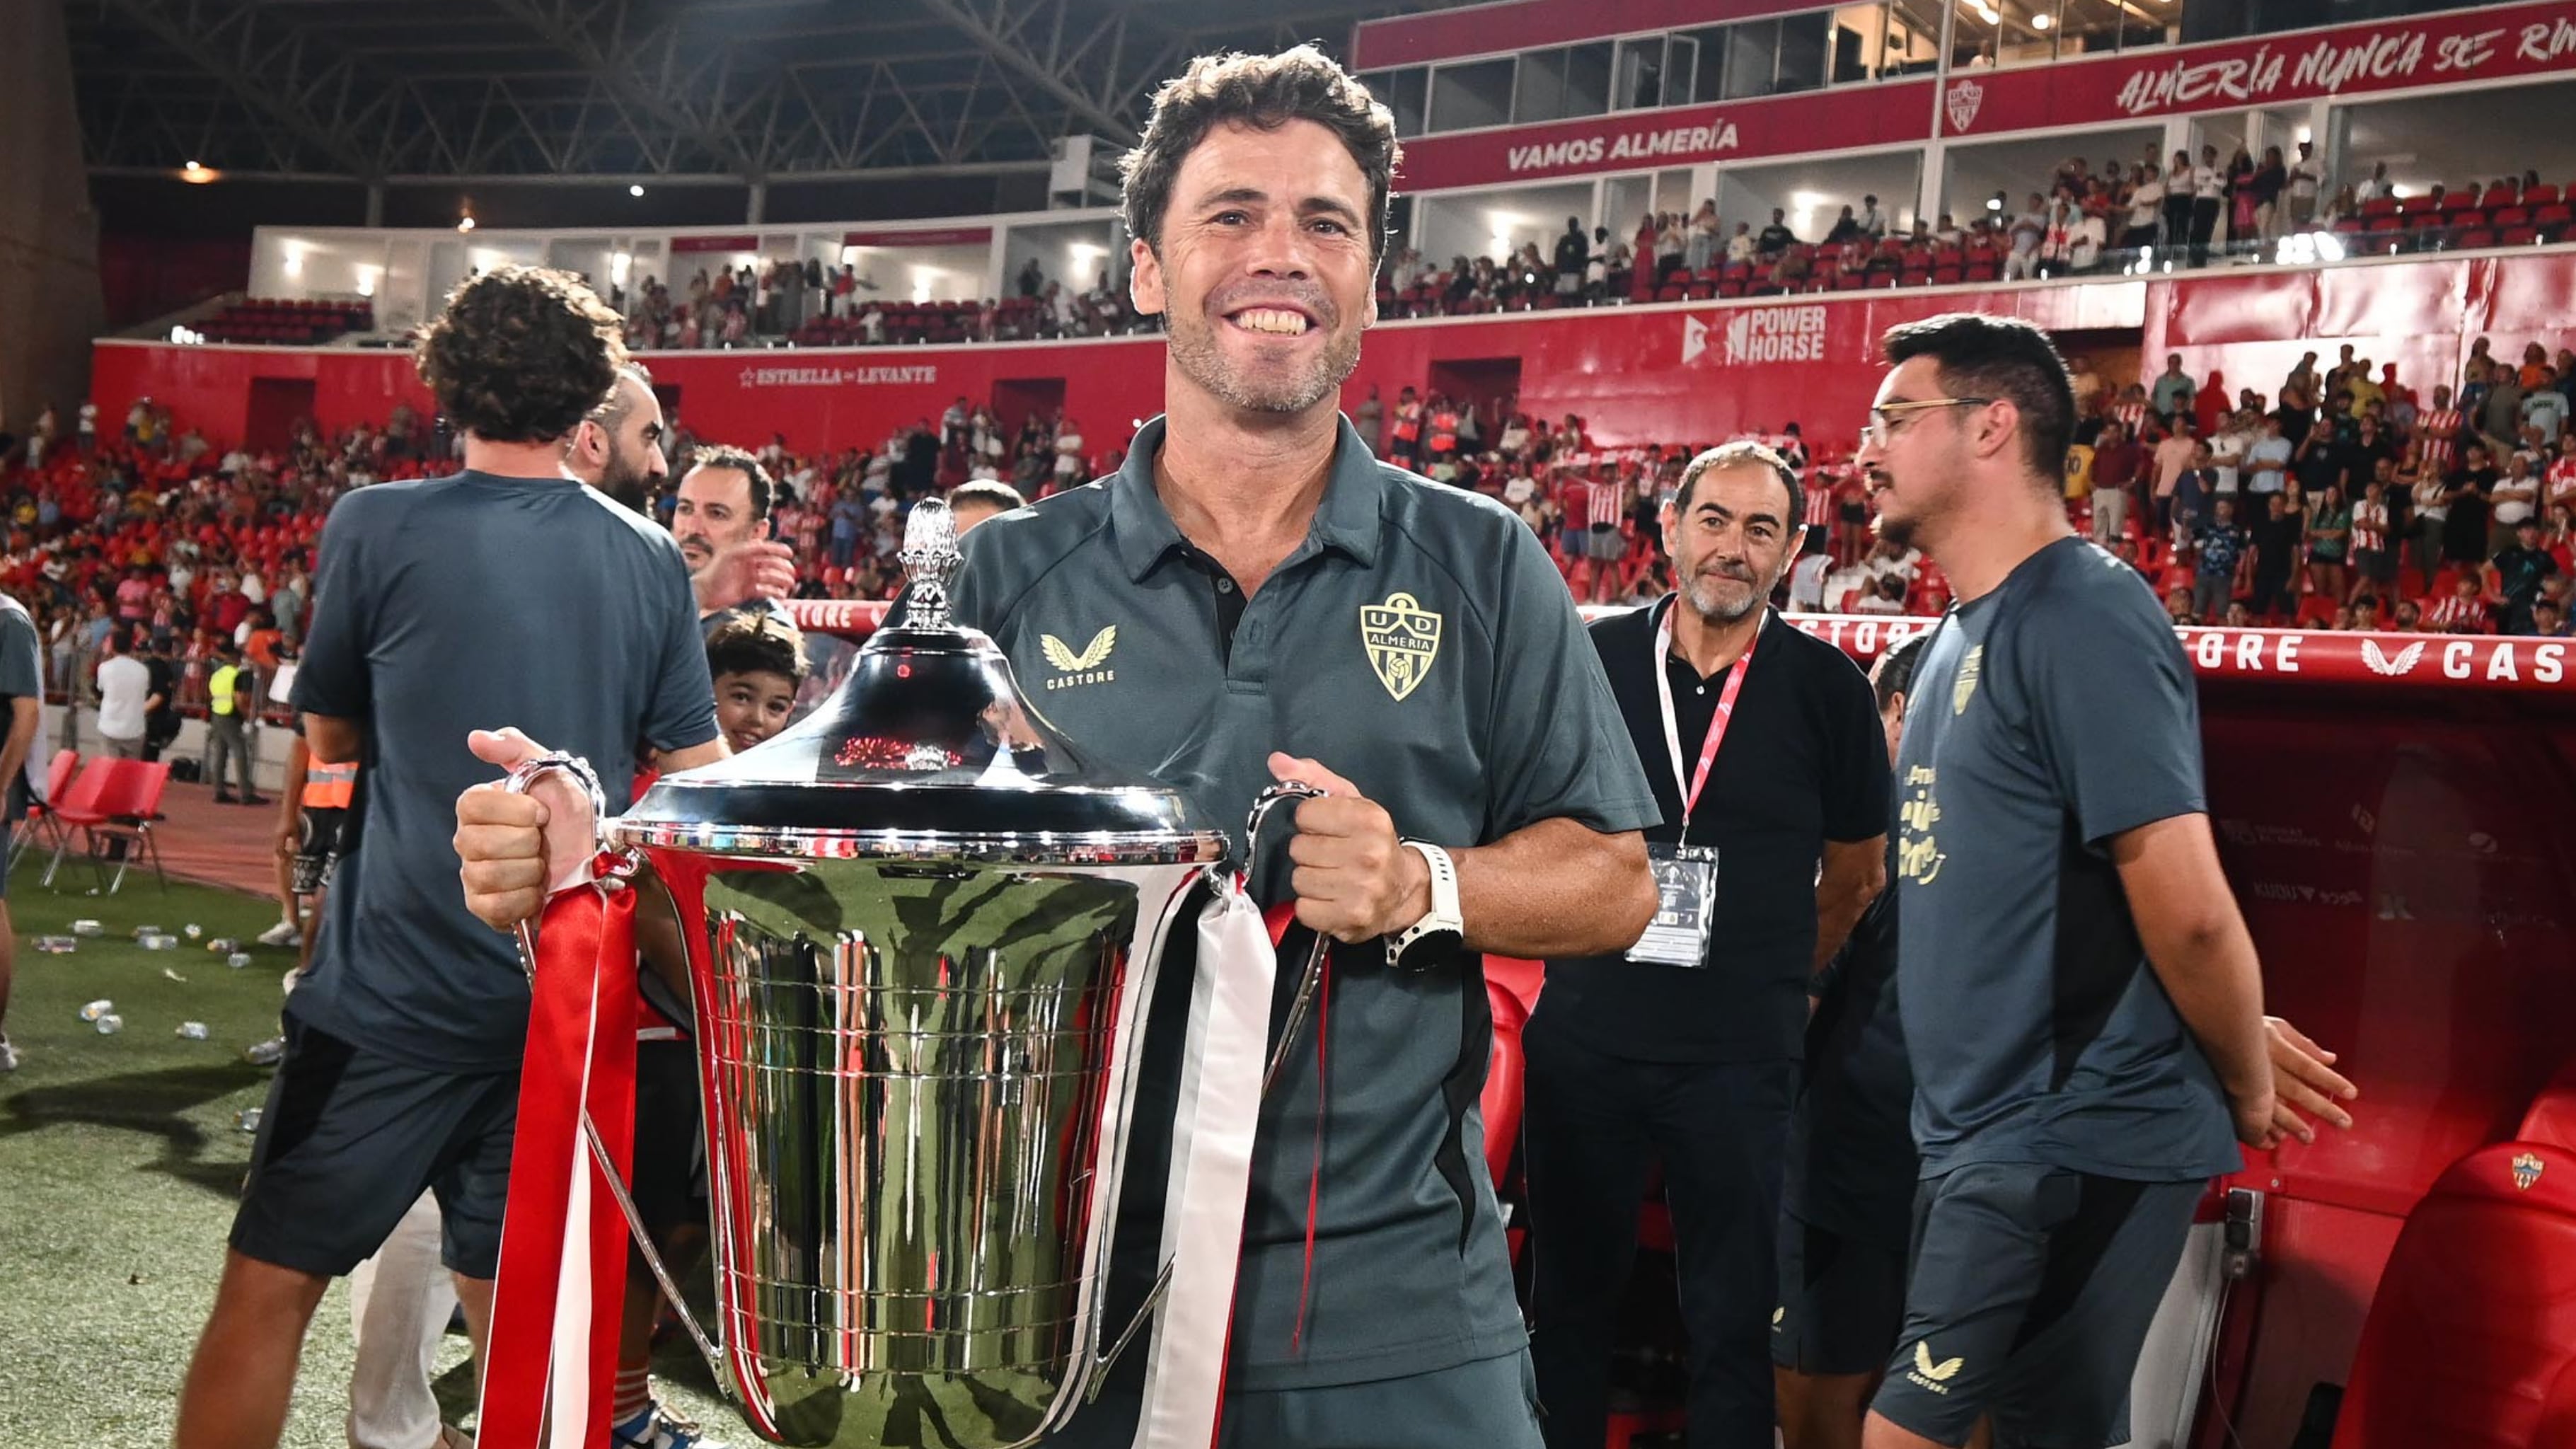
[629,1039,707,1238]
[1871,1162,2200,1449]
[1772,1211,1909,1377]
[229,1010,519,1279]
[2,775,25,897]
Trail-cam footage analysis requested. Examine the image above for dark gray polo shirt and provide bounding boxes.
[949,415,1657,1392]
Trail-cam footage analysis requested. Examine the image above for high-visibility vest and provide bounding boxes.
[301,761,357,810]
[209,664,242,716]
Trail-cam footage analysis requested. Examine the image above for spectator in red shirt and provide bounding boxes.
[2089,421,2143,544]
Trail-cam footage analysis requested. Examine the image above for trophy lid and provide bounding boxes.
[614,499,1225,865]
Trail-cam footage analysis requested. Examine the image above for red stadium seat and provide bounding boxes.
[2459,228,2499,250]
[8,749,79,870]
[2330,1143,2576,1448]
[1931,267,1962,286]
[2332,219,2367,236]
[1481,967,1533,1189]
[2521,1061,2576,1150]
[2504,226,2541,246]
[2364,217,2402,235]
[2493,206,2532,229]
[2360,195,2400,218]
[2529,183,2563,206]
[2481,184,2519,208]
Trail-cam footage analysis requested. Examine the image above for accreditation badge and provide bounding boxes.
[1629,843,1719,967]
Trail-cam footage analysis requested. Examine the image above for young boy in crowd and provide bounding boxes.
[615,610,809,1448]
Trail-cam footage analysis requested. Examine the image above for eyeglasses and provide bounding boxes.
[1859,397,1993,449]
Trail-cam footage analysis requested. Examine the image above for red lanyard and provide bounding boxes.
[1653,599,1757,831]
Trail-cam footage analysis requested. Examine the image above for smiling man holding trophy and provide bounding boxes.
[453,44,1661,1449]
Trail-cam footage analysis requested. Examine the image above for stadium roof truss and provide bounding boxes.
[64,0,1441,183]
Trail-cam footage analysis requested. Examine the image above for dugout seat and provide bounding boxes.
[2329,1141,2576,1448]
[2519,1061,2576,1150]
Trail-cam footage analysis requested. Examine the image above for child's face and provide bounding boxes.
[715,669,799,754]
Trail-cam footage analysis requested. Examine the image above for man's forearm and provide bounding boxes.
[1454,817,1655,959]
[2142,912,2272,1102]
[1811,841,1886,974]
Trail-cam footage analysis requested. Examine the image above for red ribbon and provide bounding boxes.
[475,881,639,1449]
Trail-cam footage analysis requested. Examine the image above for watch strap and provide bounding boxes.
[1387,840,1463,969]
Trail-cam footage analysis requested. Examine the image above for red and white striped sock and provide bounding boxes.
[612,1364,654,1429]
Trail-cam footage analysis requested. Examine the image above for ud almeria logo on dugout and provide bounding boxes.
[1361,592,1443,701]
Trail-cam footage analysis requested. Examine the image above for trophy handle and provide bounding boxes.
[1089,783,1332,1388]
[1240,782,1329,1092]
[495,754,733,1395]
[498,749,620,985]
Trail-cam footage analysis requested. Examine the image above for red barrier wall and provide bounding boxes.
[93,250,2576,458]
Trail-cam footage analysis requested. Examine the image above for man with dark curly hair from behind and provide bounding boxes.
[173,266,729,1449]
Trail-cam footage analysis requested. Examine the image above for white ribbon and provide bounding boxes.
[1130,877,1276,1449]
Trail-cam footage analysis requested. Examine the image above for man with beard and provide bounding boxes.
[456,45,1659,1448]
[1526,441,1890,1449]
[671,444,795,638]
[566,369,796,615]
[564,363,668,513]
[1851,314,2353,1449]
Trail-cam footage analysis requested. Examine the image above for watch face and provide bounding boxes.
[1393,928,1465,971]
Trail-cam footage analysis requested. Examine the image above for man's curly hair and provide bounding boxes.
[415,266,627,444]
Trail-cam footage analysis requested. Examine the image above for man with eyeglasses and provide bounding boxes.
[1845,314,2354,1449]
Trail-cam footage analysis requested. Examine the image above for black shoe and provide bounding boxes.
[240,796,271,807]
[213,792,238,804]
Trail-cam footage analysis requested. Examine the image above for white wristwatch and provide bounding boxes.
[1387,840,1464,970]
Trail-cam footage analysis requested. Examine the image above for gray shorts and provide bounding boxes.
[1871,1162,2200,1448]
[1032,1349,1542,1449]
[1774,1211,1909,1377]
[229,1010,518,1279]
[1583,525,1626,562]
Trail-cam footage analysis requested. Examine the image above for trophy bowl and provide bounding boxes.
[605,503,1228,1448]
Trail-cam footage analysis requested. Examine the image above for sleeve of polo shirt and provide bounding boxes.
[2019,574,2205,849]
[290,491,381,720]
[1820,652,1890,843]
[1481,526,1659,840]
[640,543,720,754]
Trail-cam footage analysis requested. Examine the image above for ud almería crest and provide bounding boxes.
[1361,591,1443,701]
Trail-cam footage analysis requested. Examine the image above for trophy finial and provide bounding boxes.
[899,496,962,629]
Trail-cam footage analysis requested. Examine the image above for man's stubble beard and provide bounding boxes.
[1680,567,1765,625]
[598,439,653,514]
[1164,305,1361,416]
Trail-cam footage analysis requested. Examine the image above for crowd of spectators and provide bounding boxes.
[9,323,2575,733]
[2071,338,2576,637]
[616,254,1156,352]
[1371,157,2576,322]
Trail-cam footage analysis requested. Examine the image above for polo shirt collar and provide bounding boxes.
[1108,413,1386,582]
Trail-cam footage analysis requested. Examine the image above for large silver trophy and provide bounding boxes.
[512,501,1318,1448]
